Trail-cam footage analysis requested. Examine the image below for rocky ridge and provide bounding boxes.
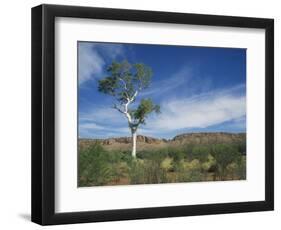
[79,132,246,151]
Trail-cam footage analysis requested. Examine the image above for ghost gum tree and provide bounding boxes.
[98,60,160,158]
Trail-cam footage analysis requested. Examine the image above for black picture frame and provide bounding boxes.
[31,4,274,225]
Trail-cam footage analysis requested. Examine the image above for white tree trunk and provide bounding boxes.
[131,130,137,158]
[113,88,139,158]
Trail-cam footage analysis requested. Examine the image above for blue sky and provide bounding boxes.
[78,41,246,139]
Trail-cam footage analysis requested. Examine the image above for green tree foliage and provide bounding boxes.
[98,61,151,99]
[132,99,160,125]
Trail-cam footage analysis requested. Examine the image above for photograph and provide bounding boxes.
[30,3,274,225]
[78,41,247,187]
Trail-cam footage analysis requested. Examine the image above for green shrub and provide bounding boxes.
[234,155,246,179]
[127,159,145,184]
[211,144,242,180]
[236,141,246,155]
[161,157,173,171]
[78,143,113,186]
[111,162,129,183]
[182,144,194,159]
[128,158,168,184]
[184,159,203,182]
[143,159,168,183]
[138,148,168,161]
[190,146,209,162]
[168,147,185,162]
[171,159,203,182]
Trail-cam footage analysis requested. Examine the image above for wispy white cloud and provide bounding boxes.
[80,122,128,132]
[145,85,246,131]
[79,107,129,137]
[79,107,125,125]
[79,121,129,138]
[98,44,124,60]
[140,66,192,97]
[78,42,124,85]
[78,43,104,84]
[79,122,107,130]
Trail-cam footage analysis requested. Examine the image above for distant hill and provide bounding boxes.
[79,132,246,152]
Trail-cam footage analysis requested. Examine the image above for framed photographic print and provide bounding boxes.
[31,4,274,225]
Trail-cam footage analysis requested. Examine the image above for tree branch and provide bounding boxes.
[113,102,133,124]
[118,77,131,100]
[130,90,138,102]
